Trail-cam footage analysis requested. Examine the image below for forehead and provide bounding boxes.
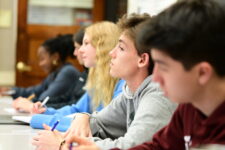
[38,46,47,53]
[151,49,170,61]
[119,33,135,48]
[83,33,91,41]
[151,49,186,70]
[38,46,51,57]
[120,32,133,43]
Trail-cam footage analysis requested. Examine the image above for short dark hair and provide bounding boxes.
[42,34,74,62]
[137,0,225,77]
[117,13,154,74]
[73,28,85,45]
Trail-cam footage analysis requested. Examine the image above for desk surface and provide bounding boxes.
[0,97,39,150]
[0,125,38,150]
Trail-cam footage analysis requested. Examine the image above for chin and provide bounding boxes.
[84,63,91,68]
[110,72,117,78]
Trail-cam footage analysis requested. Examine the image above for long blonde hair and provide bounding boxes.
[85,21,121,107]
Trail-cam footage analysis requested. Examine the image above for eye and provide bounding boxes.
[118,44,124,51]
[157,64,168,72]
[84,42,88,45]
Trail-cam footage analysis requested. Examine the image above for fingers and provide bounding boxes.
[32,102,45,114]
[43,124,51,130]
[66,136,91,145]
[63,129,70,138]
[34,102,42,110]
[88,131,93,137]
[32,135,40,146]
[75,145,100,150]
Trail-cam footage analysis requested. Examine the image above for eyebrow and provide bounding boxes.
[153,59,168,66]
[119,39,128,47]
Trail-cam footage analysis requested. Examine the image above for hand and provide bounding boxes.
[62,135,100,150]
[32,124,64,150]
[12,97,34,112]
[0,87,10,96]
[31,101,46,114]
[64,113,92,140]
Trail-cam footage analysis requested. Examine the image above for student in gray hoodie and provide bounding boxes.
[32,14,177,150]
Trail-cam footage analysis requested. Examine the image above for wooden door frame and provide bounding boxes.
[16,0,105,86]
[16,0,29,86]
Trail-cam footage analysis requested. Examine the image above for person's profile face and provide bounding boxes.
[37,46,54,73]
[79,33,96,68]
[109,33,140,80]
[73,42,84,65]
[151,49,201,103]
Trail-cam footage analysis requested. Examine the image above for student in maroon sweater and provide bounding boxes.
[128,0,225,150]
[61,0,225,150]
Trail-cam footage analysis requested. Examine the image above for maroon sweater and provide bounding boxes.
[114,101,225,150]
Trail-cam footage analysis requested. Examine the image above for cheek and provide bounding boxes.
[166,75,195,102]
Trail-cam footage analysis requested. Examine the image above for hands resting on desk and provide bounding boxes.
[32,113,100,150]
[0,87,11,96]
[12,97,46,114]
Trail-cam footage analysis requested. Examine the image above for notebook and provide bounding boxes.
[0,115,29,125]
[11,116,31,124]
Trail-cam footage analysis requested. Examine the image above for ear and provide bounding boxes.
[51,52,60,61]
[138,53,149,68]
[197,62,213,85]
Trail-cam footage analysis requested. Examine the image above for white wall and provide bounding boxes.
[0,0,17,86]
[128,0,177,16]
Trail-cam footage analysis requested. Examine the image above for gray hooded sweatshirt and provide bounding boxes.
[90,76,177,150]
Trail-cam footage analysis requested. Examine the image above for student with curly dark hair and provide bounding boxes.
[0,34,81,111]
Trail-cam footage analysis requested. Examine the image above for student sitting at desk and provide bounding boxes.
[0,34,80,106]
[31,14,177,150]
[28,21,125,132]
[43,28,88,109]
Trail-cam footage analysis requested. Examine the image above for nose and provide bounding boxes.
[152,65,163,85]
[74,48,78,56]
[79,44,85,54]
[109,47,116,58]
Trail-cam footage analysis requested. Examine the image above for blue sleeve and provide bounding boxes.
[30,114,73,132]
[30,92,92,130]
[30,80,125,131]
[44,92,92,115]
[112,79,125,98]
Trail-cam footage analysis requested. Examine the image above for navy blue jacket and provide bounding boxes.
[12,63,80,105]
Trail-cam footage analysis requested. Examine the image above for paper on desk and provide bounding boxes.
[4,108,17,114]
[4,108,28,114]
[12,116,32,124]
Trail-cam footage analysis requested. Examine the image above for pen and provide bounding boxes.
[69,143,73,150]
[51,120,60,131]
[40,96,49,107]
[69,142,78,150]
[27,93,35,101]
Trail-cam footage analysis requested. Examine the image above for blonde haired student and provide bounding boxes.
[29,21,125,133]
[84,22,122,107]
